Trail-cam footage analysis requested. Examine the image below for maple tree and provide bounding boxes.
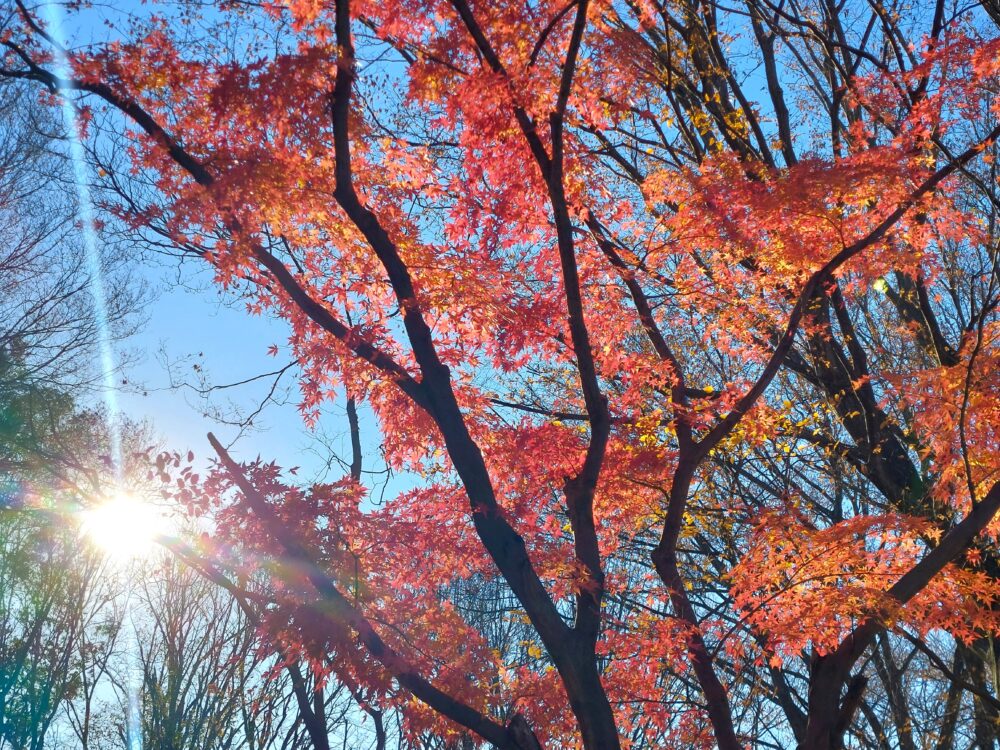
[4,0,1000,747]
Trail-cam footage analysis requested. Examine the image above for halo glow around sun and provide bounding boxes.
[81,493,167,560]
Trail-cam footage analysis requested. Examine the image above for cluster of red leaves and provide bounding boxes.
[730,509,1000,659]
[895,321,1000,520]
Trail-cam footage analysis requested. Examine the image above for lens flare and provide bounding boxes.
[81,492,167,560]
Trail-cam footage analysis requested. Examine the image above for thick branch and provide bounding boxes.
[327,0,572,658]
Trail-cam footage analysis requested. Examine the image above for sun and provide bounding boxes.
[81,492,169,560]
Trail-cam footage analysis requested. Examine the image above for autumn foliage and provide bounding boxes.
[4,0,1000,747]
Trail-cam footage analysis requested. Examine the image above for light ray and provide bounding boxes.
[42,0,122,477]
[41,3,134,744]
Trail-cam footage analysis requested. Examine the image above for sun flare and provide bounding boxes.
[81,493,168,560]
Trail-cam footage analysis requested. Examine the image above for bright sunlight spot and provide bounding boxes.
[81,492,168,561]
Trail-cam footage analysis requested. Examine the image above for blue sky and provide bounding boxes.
[116,268,323,471]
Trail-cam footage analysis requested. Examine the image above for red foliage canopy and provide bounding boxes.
[4,0,1000,747]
